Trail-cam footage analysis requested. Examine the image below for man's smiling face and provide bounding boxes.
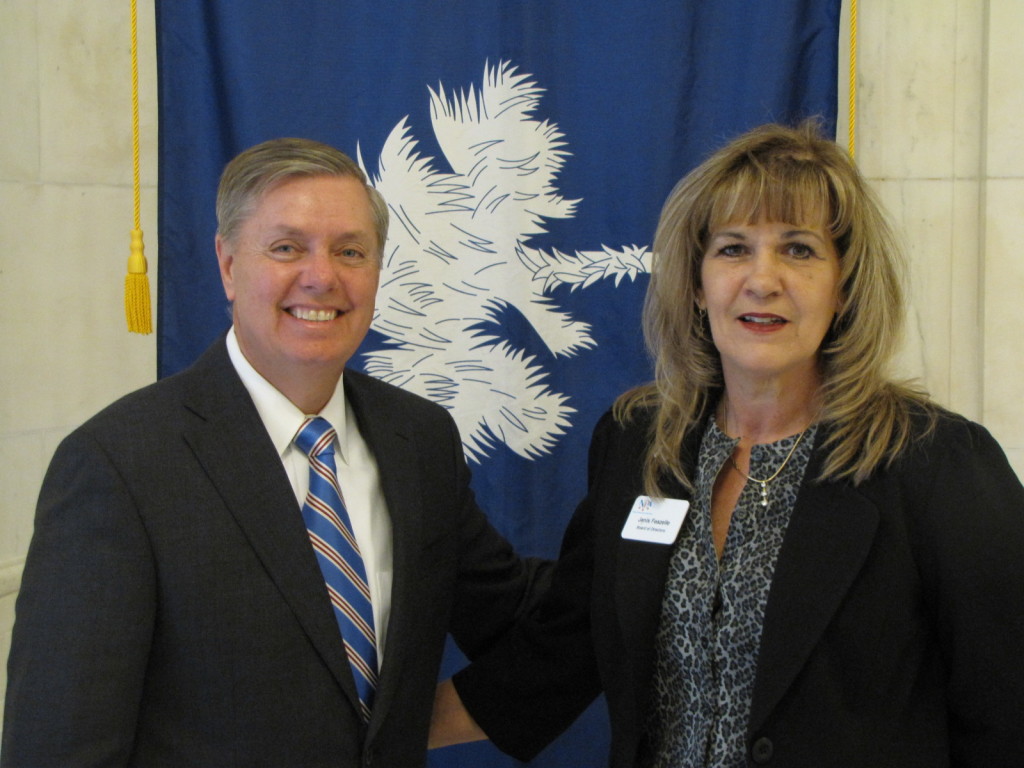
[216,174,381,393]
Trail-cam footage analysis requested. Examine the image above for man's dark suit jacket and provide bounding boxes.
[455,406,1024,767]
[2,338,542,768]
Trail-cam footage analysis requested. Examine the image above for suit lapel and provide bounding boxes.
[179,341,361,712]
[342,372,423,737]
[614,414,700,714]
[748,462,879,732]
[615,530,678,710]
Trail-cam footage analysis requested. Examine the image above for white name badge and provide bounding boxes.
[620,496,689,544]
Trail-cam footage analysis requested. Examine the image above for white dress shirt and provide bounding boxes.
[226,328,393,664]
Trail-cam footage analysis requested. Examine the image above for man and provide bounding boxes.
[2,138,543,767]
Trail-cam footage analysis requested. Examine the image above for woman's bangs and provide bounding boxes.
[707,162,835,233]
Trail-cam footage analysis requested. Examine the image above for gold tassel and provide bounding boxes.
[125,228,152,334]
[125,0,152,334]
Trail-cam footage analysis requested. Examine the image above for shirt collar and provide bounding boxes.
[225,327,350,461]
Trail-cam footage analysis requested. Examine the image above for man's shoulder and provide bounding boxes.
[344,368,451,422]
[74,339,234,439]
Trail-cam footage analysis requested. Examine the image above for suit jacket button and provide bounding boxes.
[751,736,774,764]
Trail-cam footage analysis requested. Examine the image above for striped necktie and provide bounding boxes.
[295,416,378,721]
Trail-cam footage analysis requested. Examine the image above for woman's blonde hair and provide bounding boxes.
[617,119,932,494]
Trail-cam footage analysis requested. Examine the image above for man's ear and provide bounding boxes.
[215,234,236,302]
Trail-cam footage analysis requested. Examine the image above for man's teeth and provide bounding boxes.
[741,315,784,324]
[291,308,337,322]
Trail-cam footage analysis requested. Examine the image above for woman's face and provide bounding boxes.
[697,217,842,390]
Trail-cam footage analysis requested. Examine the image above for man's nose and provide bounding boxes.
[301,247,338,290]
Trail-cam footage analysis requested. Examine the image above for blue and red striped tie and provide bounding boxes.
[295,416,378,721]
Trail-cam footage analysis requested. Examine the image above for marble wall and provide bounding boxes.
[0,0,159,727]
[1,0,1021,739]
[844,0,1024,476]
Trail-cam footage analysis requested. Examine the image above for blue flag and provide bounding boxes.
[156,2,839,765]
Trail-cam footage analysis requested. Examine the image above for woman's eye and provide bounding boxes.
[787,242,815,259]
[719,244,745,257]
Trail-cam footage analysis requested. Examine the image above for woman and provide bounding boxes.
[431,121,1024,767]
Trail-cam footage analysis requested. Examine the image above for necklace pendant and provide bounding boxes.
[759,481,769,507]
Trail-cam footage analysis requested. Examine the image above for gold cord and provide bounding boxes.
[125,0,152,334]
[848,0,858,158]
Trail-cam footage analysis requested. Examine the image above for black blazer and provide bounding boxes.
[2,338,541,768]
[456,406,1024,767]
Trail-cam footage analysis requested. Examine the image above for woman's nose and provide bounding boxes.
[745,251,783,296]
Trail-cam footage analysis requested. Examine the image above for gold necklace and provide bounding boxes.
[729,428,809,508]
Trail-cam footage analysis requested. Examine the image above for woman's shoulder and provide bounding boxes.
[874,399,1016,492]
[583,398,664,472]
[904,401,998,456]
[592,402,655,445]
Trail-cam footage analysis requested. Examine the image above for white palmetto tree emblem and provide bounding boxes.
[362,61,650,461]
